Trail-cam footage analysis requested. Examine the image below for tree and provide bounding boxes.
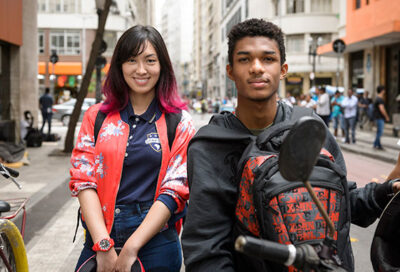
[63,0,112,153]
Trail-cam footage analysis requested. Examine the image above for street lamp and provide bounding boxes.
[308,36,322,89]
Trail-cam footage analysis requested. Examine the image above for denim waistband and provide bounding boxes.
[114,200,153,216]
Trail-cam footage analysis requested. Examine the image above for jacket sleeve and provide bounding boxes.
[182,139,240,272]
[69,106,98,196]
[157,110,196,213]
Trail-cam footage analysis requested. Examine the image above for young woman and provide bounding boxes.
[69,25,195,272]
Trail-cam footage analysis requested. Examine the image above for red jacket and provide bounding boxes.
[69,103,195,233]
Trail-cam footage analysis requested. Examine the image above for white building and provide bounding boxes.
[193,0,342,99]
[37,0,154,101]
[160,0,193,96]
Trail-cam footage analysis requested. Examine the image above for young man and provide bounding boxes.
[316,86,330,127]
[39,87,54,135]
[181,19,400,272]
[373,85,390,150]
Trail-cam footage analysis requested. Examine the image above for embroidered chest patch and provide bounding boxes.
[145,133,161,152]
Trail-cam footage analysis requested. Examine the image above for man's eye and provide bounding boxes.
[264,57,274,62]
[238,58,249,62]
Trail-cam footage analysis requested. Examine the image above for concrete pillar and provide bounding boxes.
[363,47,374,95]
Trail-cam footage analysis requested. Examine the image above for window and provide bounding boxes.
[310,33,331,46]
[286,34,304,53]
[273,0,280,16]
[39,0,80,13]
[50,30,80,55]
[287,0,304,14]
[311,0,332,12]
[103,31,117,56]
[355,0,361,9]
[38,32,45,54]
[226,8,241,37]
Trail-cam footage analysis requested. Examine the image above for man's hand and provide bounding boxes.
[96,249,118,272]
[392,181,400,194]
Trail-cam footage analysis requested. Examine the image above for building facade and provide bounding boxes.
[319,0,400,118]
[37,0,154,103]
[0,0,38,142]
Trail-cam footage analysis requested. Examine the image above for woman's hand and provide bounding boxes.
[114,245,139,272]
[96,249,118,272]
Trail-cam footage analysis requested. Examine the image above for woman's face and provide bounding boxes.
[122,41,161,98]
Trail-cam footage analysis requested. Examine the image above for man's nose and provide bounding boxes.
[250,59,264,74]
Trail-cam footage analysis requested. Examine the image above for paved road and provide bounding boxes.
[25,113,395,271]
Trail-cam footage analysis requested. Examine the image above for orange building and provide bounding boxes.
[319,0,400,117]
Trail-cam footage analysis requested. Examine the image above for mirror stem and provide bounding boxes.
[304,180,335,238]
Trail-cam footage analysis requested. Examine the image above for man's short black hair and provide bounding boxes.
[377,85,385,94]
[227,18,286,66]
[45,87,50,94]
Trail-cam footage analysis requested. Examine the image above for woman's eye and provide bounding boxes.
[127,58,136,63]
[147,59,157,63]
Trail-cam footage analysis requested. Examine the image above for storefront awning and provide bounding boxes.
[38,62,110,75]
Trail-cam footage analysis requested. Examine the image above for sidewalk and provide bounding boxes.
[332,123,400,164]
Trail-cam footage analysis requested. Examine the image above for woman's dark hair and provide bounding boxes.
[228,18,286,66]
[100,25,186,114]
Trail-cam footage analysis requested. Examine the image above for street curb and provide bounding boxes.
[12,176,70,245]
[338,143,398,164]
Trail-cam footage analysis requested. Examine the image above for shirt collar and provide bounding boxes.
[123,98,161,123]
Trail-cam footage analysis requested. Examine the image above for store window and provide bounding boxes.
[50,30,80,55]
[310,0,332,12]
[286,34,304,53]
[287,0,304,14]
[38,32,45,54]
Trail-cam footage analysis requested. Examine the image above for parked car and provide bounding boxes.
[52,98,96,126]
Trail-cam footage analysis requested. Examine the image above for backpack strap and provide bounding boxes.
[94,110,107,145]
[165,112,182,150]
[256,106,314,150]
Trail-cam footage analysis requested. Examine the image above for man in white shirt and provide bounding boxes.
[316,86,330,127]
[341,88,358,143]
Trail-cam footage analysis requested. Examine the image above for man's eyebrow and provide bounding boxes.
[236,50,277,55]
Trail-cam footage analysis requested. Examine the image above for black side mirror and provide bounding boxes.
[279,116,326,182]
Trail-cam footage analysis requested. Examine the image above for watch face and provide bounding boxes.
[99,239,111,250]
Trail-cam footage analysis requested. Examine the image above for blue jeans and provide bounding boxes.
[75,201,182,272]
[344,116,357,143]
[374,118,385,148]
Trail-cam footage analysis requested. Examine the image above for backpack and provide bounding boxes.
[234,106,350,271]
[367,103,375,121]
[73,109,182,242]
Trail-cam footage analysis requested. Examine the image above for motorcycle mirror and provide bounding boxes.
[279,116,326,182]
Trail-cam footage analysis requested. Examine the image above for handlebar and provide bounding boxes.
[0,163,22,189]
[235,235,347,272]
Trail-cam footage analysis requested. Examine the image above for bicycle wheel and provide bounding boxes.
[0,219,28,272]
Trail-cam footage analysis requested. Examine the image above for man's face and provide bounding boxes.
[226,36,288,103]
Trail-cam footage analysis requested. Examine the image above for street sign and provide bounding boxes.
[333,39,346,54]
[50,50,59,64]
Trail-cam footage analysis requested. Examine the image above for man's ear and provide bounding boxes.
[280,63,288,80]
[226,64,234,81]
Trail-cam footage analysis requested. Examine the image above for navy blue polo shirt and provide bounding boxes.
[116,99,177,214]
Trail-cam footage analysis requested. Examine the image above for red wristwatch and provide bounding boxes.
[92,238,115,252]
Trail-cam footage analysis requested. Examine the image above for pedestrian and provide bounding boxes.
[39,87,53,135]
[181,18,400,272]
[341,88,358,143]
[69,25,195,272]
[331,90,345,138]
[373,85,390,150]
[316,85,330,127]
[303,93,316,109]
[358,90,372,130]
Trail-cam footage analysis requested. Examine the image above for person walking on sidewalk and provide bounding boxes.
[341,88,358,144]
[358,90,372,130]
[180,18,400,272]
[331,90,345,138]
[39,87,53,135]
[69,25,195,272]
[316,85,330,127]
[373,85,390,150]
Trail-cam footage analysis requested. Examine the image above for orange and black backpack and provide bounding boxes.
[233,106,351,271]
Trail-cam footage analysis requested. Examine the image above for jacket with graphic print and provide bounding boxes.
[69,103,196,233]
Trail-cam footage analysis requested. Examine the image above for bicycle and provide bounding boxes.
[0,163,29,272]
